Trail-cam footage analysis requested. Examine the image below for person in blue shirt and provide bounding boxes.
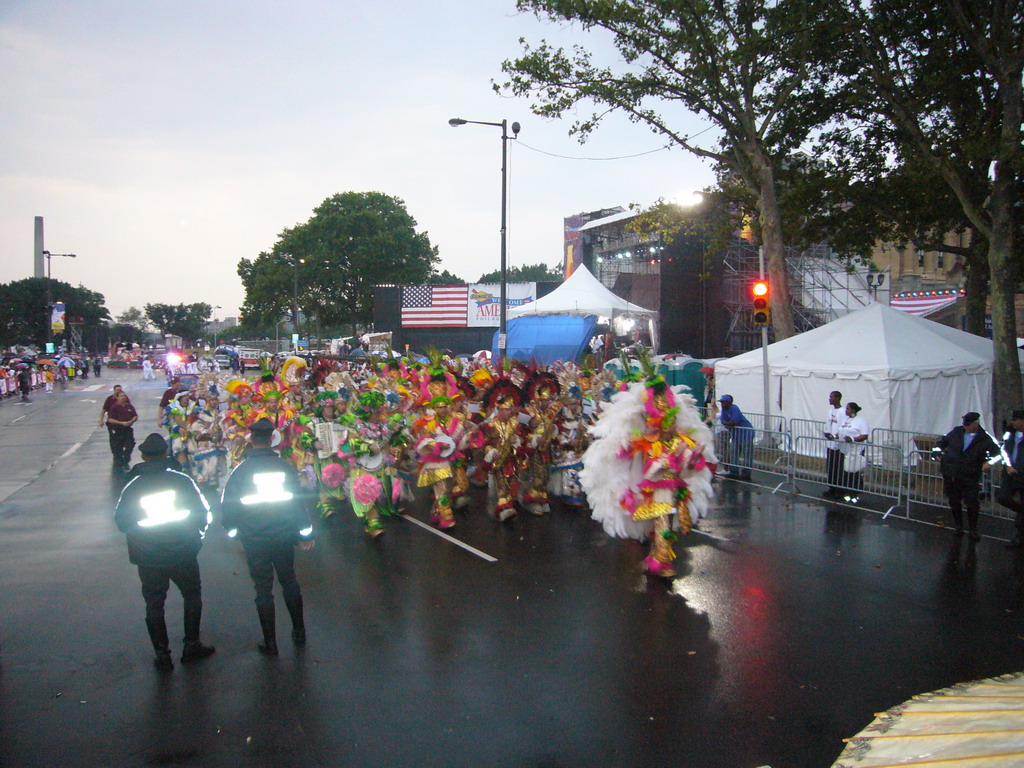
[718,394,754,480]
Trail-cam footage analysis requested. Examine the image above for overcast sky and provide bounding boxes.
[0,0,715,320]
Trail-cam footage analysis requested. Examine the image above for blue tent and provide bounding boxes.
[493,315,597,365]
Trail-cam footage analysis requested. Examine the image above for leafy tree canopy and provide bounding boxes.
[476,262,563,283]
[144,302,212,345]
[0,278,109,348]
[238,191,439,331]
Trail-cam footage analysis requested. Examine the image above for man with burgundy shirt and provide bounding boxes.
[106,390,139,470]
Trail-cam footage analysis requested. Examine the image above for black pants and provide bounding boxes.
[996,481,1024,537]
[943,475,981,531]
[138,559,202,623]
[108,426,135,468]
[826,448,843,490]
[243,542,302,609]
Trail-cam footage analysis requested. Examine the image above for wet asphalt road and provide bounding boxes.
[2,374,1024,768]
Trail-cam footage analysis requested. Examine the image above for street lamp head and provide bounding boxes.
[511,122,521,136]
[448,118,467,127]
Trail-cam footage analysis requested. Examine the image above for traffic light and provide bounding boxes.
[752,281,770,326]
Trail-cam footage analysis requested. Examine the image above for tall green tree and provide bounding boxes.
[476,262,562,282]
[111,306,153,346]
[144,303,212,345]
[830,0,1023,423]
[0,278,109,349]
[500,0,837,340]
[238,192,439,333]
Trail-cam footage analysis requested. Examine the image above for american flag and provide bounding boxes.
[401,285,469,327]
[890,292,962,317]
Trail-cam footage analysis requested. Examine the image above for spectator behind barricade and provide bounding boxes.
[937,411,998,542]
[997,409,1024,549]
[823,391,845,499]
[718,394,754,481]
[837,402,869,503]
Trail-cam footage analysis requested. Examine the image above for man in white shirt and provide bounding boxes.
[822,391,844,498]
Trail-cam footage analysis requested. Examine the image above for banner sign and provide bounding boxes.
[466,283,536,327]
[51,301,66,333]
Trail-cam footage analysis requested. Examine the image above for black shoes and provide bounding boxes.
[153,651,174,672]
[181,641,216,663]
[258,640,279,656]
[292,628,306,646]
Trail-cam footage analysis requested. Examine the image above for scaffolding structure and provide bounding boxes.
[723,239,891,353]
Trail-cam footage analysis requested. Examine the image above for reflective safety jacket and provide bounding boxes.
[114,463,211,567]
[220,448,313,546]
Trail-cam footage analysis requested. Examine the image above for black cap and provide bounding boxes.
[1011,409,1024,421]
[962,412,981,424]
[250,417,274,436]
[138,433,168,456]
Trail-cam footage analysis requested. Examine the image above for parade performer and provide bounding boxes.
[338,391,404,537]
[189,392,226,489]
[165,390,197,472]
[478,379,525,521]
[222,379,258,468]
[521,371,562,515]
[411,359,465,529]
[581,354,717,578]
[549,384,588,508]
[308,391,347,518]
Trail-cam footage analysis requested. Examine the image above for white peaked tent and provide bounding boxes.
[507,264,657,319]
[714,303,1022,434]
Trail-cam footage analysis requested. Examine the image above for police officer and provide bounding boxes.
[115,433,216,671]
[221,418,314,656]
[937,412,999,541]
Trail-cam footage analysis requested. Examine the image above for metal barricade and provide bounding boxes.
[789,418,828,458]
[791,436,904,517]
[905,449,1015,523]
[871,428,941,469]
[740,410,788,435]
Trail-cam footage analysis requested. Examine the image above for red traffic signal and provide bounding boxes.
[751,281,770,326]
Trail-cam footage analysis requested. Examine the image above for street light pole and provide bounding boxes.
[291,257,305,351]
[42,250,76,349]
[449,117,520,368]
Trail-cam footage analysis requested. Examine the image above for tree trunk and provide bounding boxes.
[753,149,796,340]
[963,233,989,337]
[987,187,1021,430]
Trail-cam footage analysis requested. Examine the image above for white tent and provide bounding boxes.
[507,264,656,319]
[714,303,1021,435]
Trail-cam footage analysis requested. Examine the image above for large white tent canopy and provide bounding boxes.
[507,264,656,319]
[714,303,1021,435]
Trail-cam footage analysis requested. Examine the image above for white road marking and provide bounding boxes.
[79,399,97,403]
[81,385,103,392]
[12,415,27,423]
[60,442,83,459]
[401,514,498,562]
[691,528,730,543]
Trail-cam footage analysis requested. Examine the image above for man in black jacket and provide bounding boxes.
[937,411,999,541]
[221,418,314,656]
[115,433,216,670]
[996,410,1024,549]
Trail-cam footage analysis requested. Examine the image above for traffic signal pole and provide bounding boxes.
[759,247,770,429]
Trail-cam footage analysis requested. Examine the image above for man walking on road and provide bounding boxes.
[937,412,998,541]
[115,433,216,671]
[104,390,139,471]
[221,418,314,656]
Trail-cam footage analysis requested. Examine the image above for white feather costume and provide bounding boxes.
[581,383,718,541]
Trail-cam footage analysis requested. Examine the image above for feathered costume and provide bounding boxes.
[581,353,717,578]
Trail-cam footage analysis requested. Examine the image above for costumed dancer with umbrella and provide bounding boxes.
[411,355,466,530]
[520,370,563,515]
[581,352,717,578]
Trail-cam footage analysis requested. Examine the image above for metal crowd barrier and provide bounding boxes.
[790,436,904,517]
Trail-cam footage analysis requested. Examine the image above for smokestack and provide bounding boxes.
[34,216,44,278]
